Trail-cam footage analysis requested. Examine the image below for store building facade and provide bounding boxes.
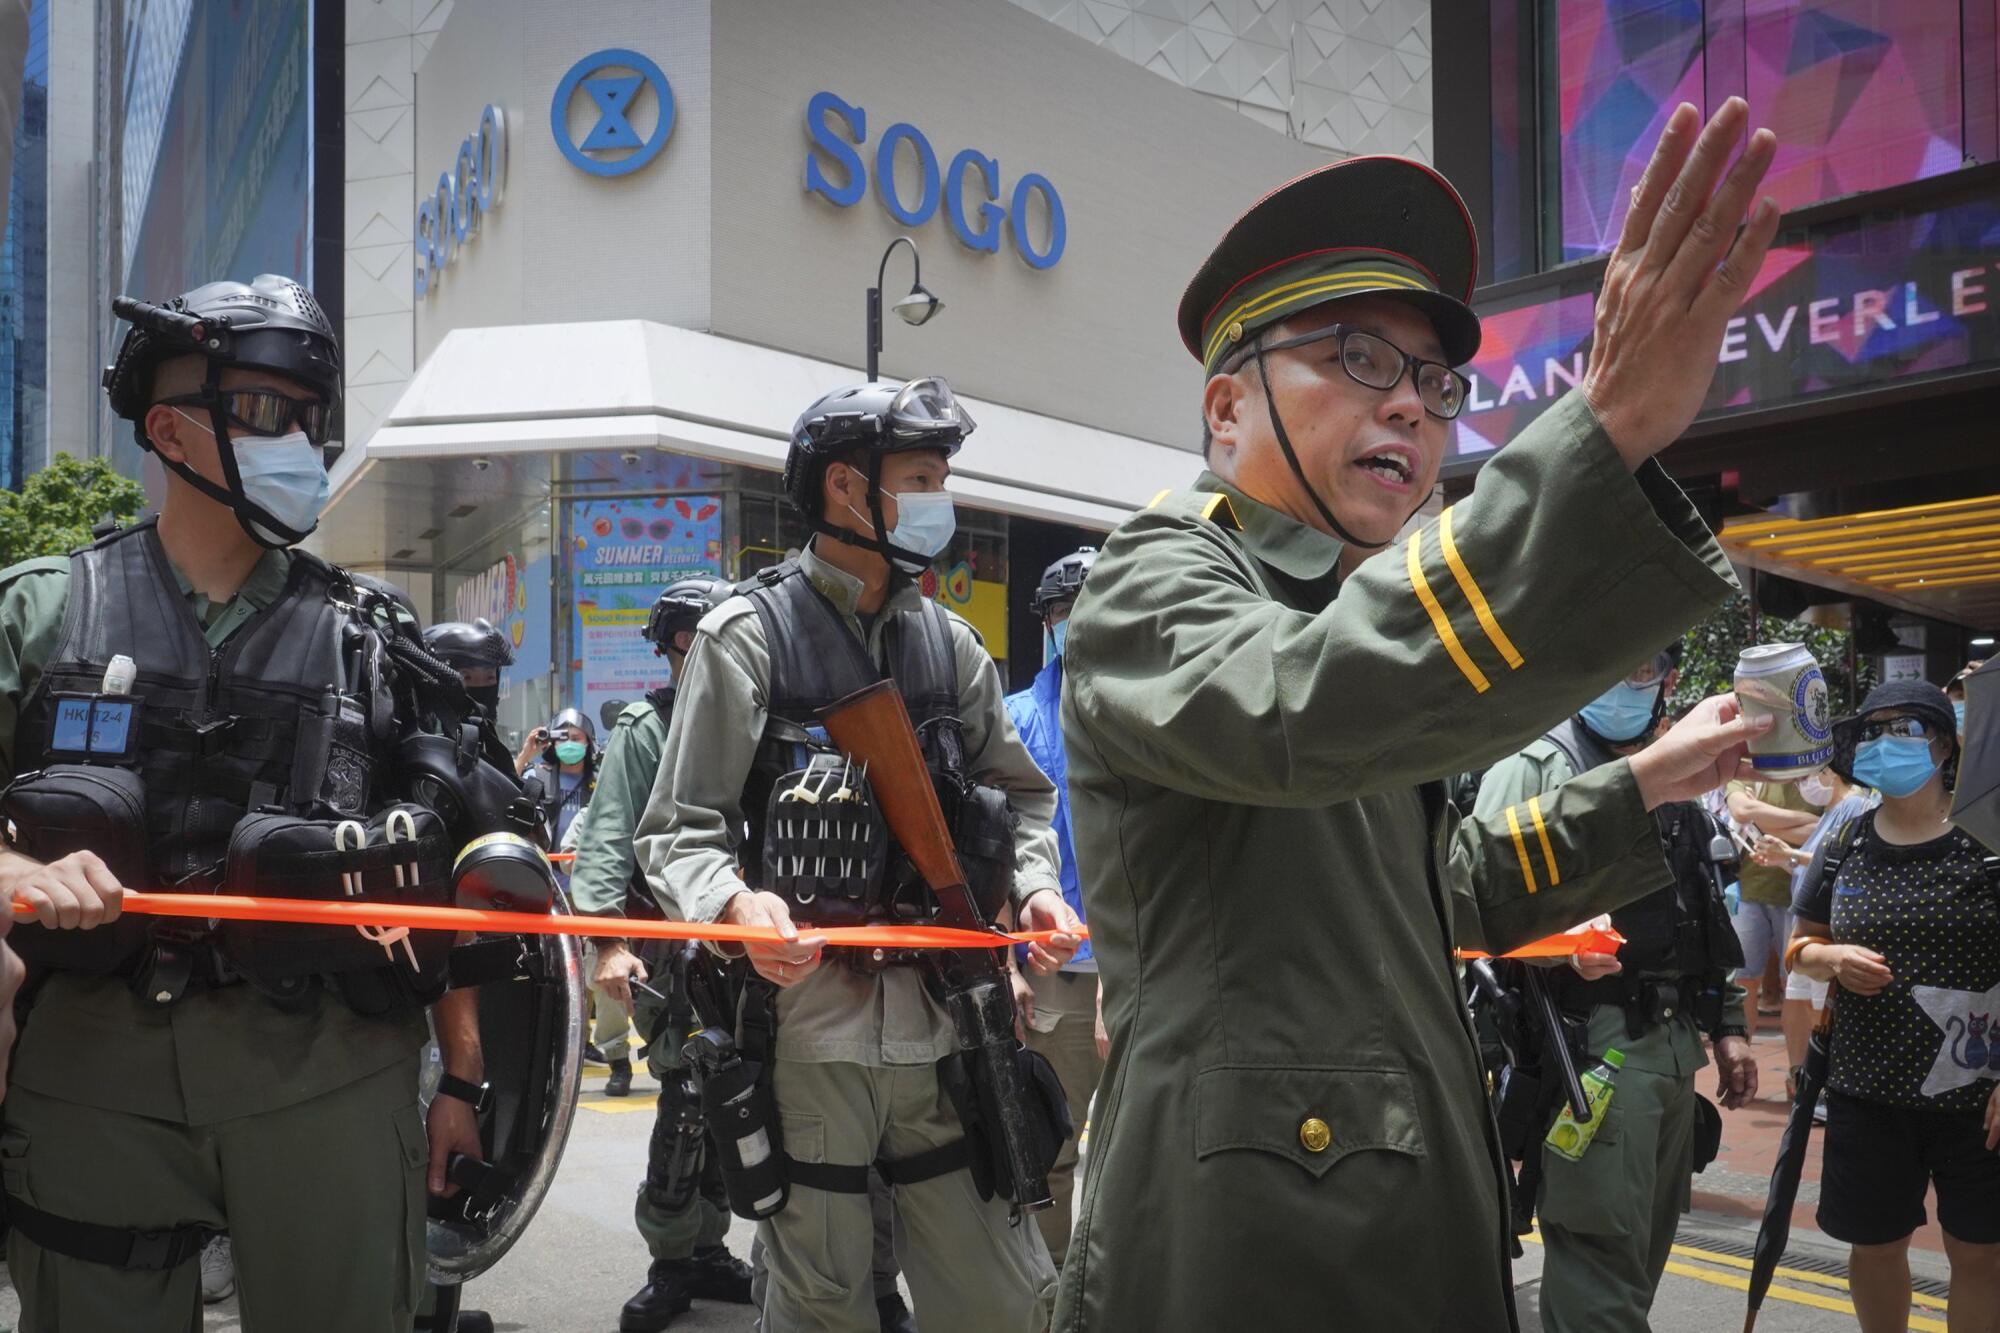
[315,0,1372,736]
[1435,0,2000,674]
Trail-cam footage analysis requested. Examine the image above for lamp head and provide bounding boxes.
[893,283,942,327]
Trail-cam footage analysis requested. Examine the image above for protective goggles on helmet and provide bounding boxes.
[159,388,334,446]
[1622,651,1677,691]
[887,376,976,440]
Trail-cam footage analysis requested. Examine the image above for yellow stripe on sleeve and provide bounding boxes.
[1504,805,1540,894]
[1527,795,1560,887]
[1405,529,1491,694]
[1438,507,1523,670]
[1147,489,1173,509]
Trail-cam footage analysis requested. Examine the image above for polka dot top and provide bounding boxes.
[1793,813,2000,1112]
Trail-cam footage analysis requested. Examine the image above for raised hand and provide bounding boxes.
[1581,98,1780,466]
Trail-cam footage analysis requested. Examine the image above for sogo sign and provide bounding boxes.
[415,105,507,299]
[803,91,1067,270]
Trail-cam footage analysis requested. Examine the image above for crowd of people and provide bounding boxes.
[0,92,1996,1333]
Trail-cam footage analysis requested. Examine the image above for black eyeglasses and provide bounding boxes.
[1859,716,1932,742]
[161,389,334,446]
[1228,324,1470,420]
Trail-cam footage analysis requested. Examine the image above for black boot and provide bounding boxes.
[877,1290,919,1333]
[688,1245,754,1304]
[606,1058,633,1097]
[619,1259,694,1333]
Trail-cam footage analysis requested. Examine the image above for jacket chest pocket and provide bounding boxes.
[1193,1065,1427,1179]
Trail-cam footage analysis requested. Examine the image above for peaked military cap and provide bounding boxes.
[1179,156,1483,375]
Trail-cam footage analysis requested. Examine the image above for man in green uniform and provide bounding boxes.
[637,375,1079,1332]
[0,276,491,1332]
[566,575,756,1331]
[1052,99,1783,1331]
[1475,648,1759,1331]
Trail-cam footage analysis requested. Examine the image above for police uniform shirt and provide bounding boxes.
[1476,741,1745,1081]
[0,548,427,1126]
[567,698,670,918]
[1794,815,2000,1112]
[634,542,1062,1067]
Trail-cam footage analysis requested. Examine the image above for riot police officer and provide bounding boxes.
[1474,646,1760,1333]
[424,618,513,719]
[0,275,519,1330]
[1002,547,1103,1270]
[566,575,759,1330]
[636,375,1080,1331]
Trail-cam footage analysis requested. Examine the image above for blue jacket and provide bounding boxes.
[1004,655,1090,963]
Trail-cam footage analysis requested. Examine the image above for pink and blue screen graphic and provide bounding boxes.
[1558,0,1967,262]
[1449,292,1596,464]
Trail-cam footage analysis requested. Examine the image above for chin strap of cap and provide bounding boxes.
[139,359,315,550]
[1252,344,1427,554]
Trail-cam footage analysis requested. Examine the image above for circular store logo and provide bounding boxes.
[550,48,676,178]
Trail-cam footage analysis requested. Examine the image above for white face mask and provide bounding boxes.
[1798,773,1834,807]
[847,487,957,572]
[175,409,329,544]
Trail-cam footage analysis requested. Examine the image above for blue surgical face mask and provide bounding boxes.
[1852,734,1940,799]
[554,740,588,766]
[1955,700,1968,732]
[179,412,329,544]
[1046,619,1070,665]
[1578,680,1661,744]
[851,489,957,573]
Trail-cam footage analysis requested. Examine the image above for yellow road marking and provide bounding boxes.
[1666,1243,1950,1312]
[1524,1231,1947,1327]
[578,1095,657,1115]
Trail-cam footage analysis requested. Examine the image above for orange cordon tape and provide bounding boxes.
[1458,926,1627,961]
[7,891,1083,952]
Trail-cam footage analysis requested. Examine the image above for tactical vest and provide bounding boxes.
[736,560,973,926]
[1537,718,1741,989]
[8,520,402,979]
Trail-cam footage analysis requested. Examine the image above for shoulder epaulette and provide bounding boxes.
[1146,488,1242,531]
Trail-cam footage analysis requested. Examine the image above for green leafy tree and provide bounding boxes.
[0,453,147,566]
[1673,592,1873,719]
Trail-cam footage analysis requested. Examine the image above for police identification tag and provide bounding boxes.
[48,692,141,762]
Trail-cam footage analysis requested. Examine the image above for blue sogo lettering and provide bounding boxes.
[1009,172,1066,270]
[804,91,867,208]
[802,91,1065,269]
[414,104,508,299]
[944,149,1004,253]
[874,123,940,226]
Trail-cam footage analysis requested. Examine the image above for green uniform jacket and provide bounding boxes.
[567,698,670,921]
[1051,393,1736,1333]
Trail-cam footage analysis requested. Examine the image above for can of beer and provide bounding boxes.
[1733,643,1833,779]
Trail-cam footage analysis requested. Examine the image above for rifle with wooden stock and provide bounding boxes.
[818,679,1055,1215]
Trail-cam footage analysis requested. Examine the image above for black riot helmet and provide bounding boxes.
[782,376,973,572]
[645,576,733,656]
[424,619,516,672]
[1032,547,1098,619]
[102,275,342,549]
[425,619,513,717]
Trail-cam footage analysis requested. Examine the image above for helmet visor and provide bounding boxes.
[1623,651,1676,691]
[889,377,975,439]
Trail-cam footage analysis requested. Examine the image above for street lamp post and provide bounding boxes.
[866,235,942,381]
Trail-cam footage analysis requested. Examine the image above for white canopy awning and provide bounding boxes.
[338,320,1203,532]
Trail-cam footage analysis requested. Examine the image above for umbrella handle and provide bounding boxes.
[1524,968,1591,1122]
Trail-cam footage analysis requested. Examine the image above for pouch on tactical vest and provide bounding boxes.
[218,804,454,998]
[0,764,153,974]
